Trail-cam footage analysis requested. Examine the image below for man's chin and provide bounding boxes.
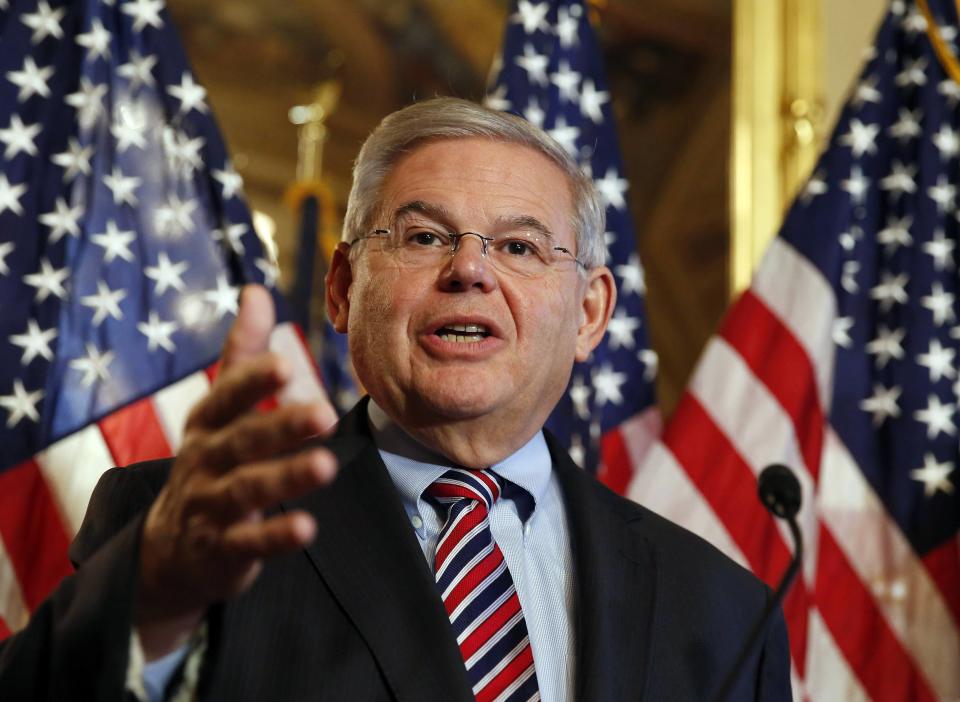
[416,392,500,423]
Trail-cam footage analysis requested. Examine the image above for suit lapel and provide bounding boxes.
[287,401,473,702]
[286,406,656,701]
[548,433,658,701]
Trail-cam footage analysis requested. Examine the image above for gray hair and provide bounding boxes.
[342,97,606,269]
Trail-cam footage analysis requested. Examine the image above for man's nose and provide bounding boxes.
[438,234,498,293]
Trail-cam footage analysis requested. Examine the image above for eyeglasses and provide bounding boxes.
[354,221,585,278]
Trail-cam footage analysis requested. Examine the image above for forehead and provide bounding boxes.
[379,137,575,236]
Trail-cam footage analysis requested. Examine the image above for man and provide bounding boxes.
[0,98,790,701]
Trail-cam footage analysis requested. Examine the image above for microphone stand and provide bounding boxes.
[710,466,804,702]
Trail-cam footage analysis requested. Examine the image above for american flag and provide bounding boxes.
[0,0,324,637]
[485,0,660,488]
[634,0,960,698]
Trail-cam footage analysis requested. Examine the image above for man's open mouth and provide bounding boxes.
[434,323,491,343]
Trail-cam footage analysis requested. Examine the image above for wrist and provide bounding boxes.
[134,610,204,662]
[135,502,206,660]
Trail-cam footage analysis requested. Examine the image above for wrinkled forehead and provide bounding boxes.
[376,137,576,236]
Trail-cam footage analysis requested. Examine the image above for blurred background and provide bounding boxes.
[166,0,887,415]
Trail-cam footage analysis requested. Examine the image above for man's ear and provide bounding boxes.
[575,266,616,362]
[325,241,354,333]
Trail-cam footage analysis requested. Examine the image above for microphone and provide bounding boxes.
[711,464,804,702]
[758,463,802,520]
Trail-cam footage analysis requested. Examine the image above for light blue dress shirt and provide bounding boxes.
[143,402,576,701]
[368,401,575,702]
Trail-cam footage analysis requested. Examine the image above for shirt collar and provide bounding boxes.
[367,399,552,522]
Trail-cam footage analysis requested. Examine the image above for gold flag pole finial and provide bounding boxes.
[286,80,342,263]
[288,80,342,182]
[916,0,960,86]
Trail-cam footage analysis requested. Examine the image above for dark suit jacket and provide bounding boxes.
[0,398,791,701]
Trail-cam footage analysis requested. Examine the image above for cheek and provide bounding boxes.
[347,261,425,360]
[513,281,580,350]
[348,261,402,327]
[348,272,409,395]
[509,287,580,412]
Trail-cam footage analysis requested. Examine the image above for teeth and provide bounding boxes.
[440,333,485,343]
[446,323,488,334]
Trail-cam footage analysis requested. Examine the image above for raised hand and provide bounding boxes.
[135,285,339,658]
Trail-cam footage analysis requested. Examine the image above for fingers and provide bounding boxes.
[138,443,336,618]
[220,511,318,561]
[196,403,332,469]
[189,353,292,430]
[222,285,276,370]
[191,354,338,436]
[187,448,337,522]
[190,285,339,434]
[137,284,338,618]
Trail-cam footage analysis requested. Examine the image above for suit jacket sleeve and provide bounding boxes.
[0,461,169,702]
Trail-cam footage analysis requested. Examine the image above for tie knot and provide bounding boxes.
[426,468,503,511]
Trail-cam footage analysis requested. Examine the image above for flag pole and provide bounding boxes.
[916,0,960,83]
[286,81,341,334]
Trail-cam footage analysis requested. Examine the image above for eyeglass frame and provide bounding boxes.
[351,225,588,277]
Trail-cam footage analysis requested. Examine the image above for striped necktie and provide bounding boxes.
[427,469,540,702]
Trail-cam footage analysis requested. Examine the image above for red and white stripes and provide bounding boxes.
[0,322,325,636]
[627,238,960,701]
[427,469,540,702]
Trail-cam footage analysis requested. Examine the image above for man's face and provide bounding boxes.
[330,137,612,445]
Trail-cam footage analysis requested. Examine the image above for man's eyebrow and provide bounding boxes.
[494,214,554,239]
[394,201,452,223]
[393,201,554,239]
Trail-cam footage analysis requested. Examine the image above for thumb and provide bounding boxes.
[221,284,275,369]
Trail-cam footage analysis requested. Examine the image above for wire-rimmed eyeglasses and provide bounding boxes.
[353,221,586,279]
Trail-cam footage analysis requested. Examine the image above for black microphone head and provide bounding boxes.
[757,464,802,520]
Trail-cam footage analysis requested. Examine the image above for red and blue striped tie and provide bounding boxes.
[427,469,540,702]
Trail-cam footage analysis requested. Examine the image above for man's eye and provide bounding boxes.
[406,230,445,246]
[503,239,538,256]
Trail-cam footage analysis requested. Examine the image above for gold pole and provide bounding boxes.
[917,0,960,84]
[288,80,342,182]
[730,0,823,297]
[287,80,342,263]
[730,0,784,296]
[783,0,823,202]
